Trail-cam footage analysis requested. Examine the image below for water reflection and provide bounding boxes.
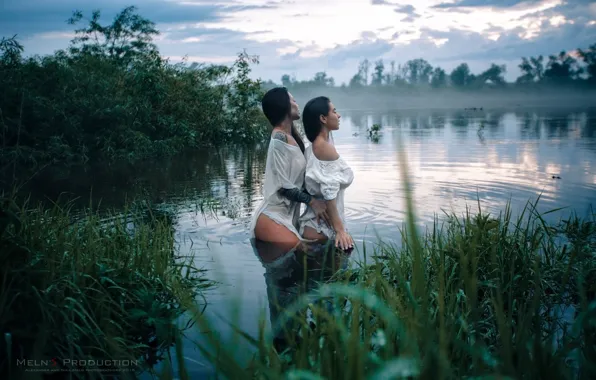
[4,108,595,243]
[251,239,350,351]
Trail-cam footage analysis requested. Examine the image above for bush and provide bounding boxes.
[0,6,268,167]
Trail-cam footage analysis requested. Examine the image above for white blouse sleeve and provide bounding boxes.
[306,158,353,201]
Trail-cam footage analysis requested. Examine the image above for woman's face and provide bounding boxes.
[289,92,300,120]
[324,102,341,130]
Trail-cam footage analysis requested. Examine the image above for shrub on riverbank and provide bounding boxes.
[0,6,267,168]
[0,196,212,379]
[181,199,595,378]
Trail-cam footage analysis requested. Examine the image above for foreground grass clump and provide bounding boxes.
[181,199,595,379]
[0,5,267,167]
[0,196,212,379]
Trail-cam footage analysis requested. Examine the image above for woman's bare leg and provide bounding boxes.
[254,214,300,262]
[302,226,328,242]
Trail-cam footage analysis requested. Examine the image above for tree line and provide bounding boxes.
[0,6,267,169]
[276,44,596,90]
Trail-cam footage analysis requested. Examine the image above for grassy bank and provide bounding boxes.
[0,6,267,168]
[0,195,213,379]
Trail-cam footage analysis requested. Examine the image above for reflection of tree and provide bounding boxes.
[449,111,470,140]
[519,112,541,140]
[483,112,505,138]
[542,111,571,139]
[385,111,404,129]
[236,144,268,215]
[430,113,446,130]
[409,116,418,132]
[581,111,596,139]
[5,143,270,220]
[345,110,367,129]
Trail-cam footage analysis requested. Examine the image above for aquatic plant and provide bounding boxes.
[367,124,382,143]
[0,195,213,379]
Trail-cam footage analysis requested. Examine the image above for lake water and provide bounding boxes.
[11,107,596,377]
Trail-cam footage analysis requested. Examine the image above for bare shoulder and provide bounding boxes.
[272,130,298,147]
[312,140,339,161]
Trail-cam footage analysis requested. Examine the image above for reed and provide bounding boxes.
[0,195,213,379]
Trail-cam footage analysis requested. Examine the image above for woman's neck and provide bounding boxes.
[318,128,330,142]
[274,119,292,134]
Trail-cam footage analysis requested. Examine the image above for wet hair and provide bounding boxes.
[301,96,331,143]
[261,87,305,153]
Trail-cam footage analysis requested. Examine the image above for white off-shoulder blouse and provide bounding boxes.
[249,138,307,241]
[299,144,354,239]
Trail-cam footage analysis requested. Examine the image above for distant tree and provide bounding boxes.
[394,63,409,85]
[384,60,396,85]
[0,35,23,67]
[577,43,596,82]
[403,58,433,85]
[360,59,370,85]
[544,51,581,82]
[450,63,473,88]
[281,74,292,87]
[67,6,159,65]
[476,63,507,86]
[371,59,385,86]
[430,67,447,88]
[516,55,544,83]
[312,71,334,86]
[349,73,364,88]
[350,59,370,87]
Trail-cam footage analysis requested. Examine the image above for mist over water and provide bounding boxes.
[290,87,596,111]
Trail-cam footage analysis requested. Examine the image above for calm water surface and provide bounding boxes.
[15,107,596,377]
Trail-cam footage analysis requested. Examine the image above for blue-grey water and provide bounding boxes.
[14,107,596,378]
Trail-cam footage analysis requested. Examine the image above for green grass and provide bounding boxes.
[0,195,213,379]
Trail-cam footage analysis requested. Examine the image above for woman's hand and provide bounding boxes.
[334,230,354,251]
[309,198,330,226]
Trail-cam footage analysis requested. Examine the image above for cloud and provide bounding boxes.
[437,22,596,62]
[394,5,418,15]
[2,0,595,85]
[401,16,418,23]
[433,0,545,9]
[0,0,277,38]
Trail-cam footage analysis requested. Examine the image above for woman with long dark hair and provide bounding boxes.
[249,87,329,252]
[298,96,354,251]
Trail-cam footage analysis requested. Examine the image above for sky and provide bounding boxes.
[2,0,596,84]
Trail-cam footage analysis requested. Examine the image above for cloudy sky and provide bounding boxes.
[2,0,596,84]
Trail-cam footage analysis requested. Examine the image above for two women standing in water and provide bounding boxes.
[249,86,355,350]
[249,87,354,253]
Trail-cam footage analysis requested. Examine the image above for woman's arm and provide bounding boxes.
[278,187,312,204]
[312,140,352,250]
[278,188,329,224]
[326,197,353,250]
[325,198,344,232]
